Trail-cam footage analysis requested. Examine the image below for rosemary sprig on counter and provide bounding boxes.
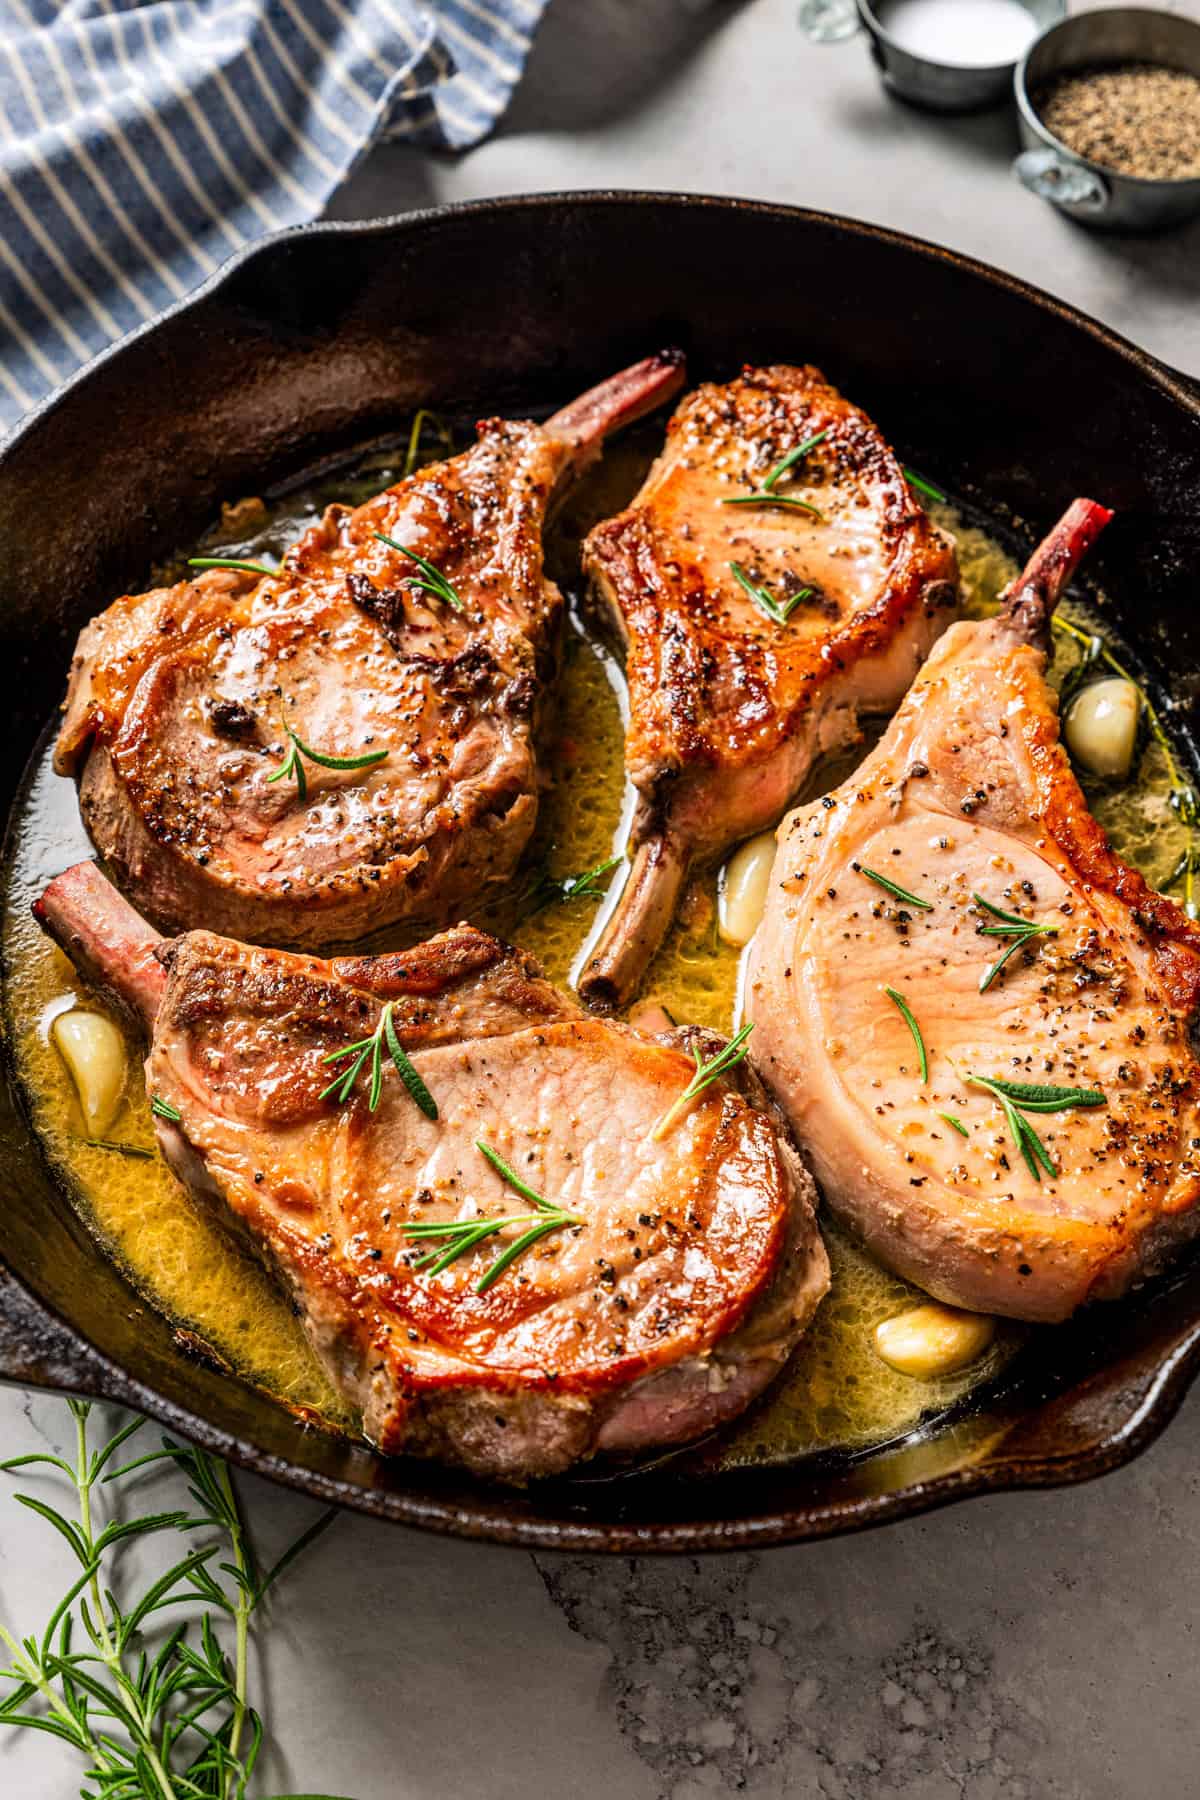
[854,863,933,910]
[729,561,814,627]
[650,1022,754,1142]
[266,709,389,803]
[721,429,827,517]
[965,1072,1105,1183]
[402,1140,582,1294]
[371,531,464,612]
[186,556,278,578]
[884,987,928,1082]
[0,1400,342,1800]
[972,891,1059,993]
[321,1000,438,1120]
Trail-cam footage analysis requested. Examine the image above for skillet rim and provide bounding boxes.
[2,188,1200,1553]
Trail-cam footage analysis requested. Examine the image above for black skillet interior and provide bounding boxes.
[2,193,1200,1552]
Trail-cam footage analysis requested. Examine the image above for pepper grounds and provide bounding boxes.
[1035,62,1200,181]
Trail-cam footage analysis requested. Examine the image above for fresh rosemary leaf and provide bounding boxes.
[721,492,823,517]
[372,530,464,611]
[972,892,1033,928]
[902,467,946,504]
[720,429,828,517]
[965,1072,1103,1182]
[855,864,933,910]
[71,1136,155,1159]
[970,1076,1106,1113]
[972,891,1058,993]
[267,708,388,800]
[402,1139,581,1293]
[0,1402,334,1793]
[321,1001,438,1119]
[384,1004,438,1120]
[729,561,813,627]
[187,556,277,577]
[761,429,829,491]
[651,1022,754,1141]
[150,1095,181,1123]
[476,1139,552,1210]
[519,852,624,916]
[884,986,928,1083]
[939,1112,970,1138]
[402,407,454,477]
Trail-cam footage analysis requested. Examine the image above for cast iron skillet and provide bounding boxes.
[1,193,1199,1553]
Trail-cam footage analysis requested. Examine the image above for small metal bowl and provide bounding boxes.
[799,0,1064,113]
[1015,8,1200,231]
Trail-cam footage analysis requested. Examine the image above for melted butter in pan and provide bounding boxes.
[2,434,1190,1466]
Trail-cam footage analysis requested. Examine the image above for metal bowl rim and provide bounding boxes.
[1015,5,1200,192]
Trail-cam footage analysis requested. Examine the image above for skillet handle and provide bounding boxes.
[0,1263,137,1405]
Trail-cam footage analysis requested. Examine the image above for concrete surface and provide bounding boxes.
[4,0,1200,1793]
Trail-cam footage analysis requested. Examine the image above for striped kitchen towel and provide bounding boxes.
[0,0,549,434]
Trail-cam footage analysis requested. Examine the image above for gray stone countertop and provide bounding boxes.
[4,1,1200,1793]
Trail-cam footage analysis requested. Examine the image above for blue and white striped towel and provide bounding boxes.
[0,0,548,434]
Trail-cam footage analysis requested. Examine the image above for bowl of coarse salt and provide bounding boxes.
[1015,7,1200,230]
[799,0,1063,113]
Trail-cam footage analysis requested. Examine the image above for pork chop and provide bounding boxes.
[746,498,1200,1323]
[577,364,960,1008]
[55,354,685,951]
[35,860,828,1480]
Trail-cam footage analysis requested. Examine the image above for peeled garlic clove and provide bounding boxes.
[874,1303,995,1380]
[1064,678,1139,781]
[718,830,777,948]
[52,1009,127,1137]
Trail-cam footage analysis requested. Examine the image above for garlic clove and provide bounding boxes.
[52,1009,127,1137]
[874,1303,995,1380]
[1064,677,1140,781]
[718,830,778,948]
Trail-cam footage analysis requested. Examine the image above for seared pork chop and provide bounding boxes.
[55,354,685,950]
[578,364,960,1008]
[36,861,828,1480]
[747,499,1200,1323]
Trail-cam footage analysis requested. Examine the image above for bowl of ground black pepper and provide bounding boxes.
[1015,7,1200,229]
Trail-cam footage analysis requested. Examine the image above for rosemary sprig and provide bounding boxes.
[854,863,933,910]
[71,1136,156,1159]
[903,467,946,504]
[150,1095,181,1123]
[321,999,438,1119]
[939,1112,970,1138]
[186,556,277,578]
[266,707,389,803]
[1052,613,1198,918]
[371,530,463,612]
[401,1139,582,1294]
[518,852,623,917]
[0,1400,342,1800]
[402,408,454,477]
[729,561,814,627]
[884,986,928,1082]
[720,429,828,517]
[965,1072,1105,1182]
[650,1022,754,1142]
[972,891,1059,993]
